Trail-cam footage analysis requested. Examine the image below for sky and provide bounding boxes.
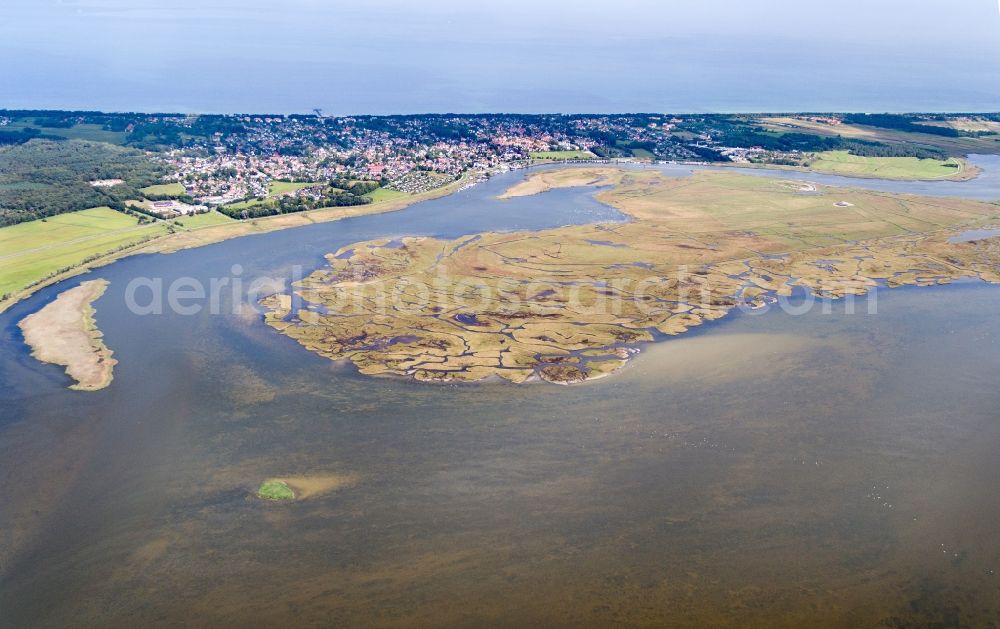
[2,0,1000,114]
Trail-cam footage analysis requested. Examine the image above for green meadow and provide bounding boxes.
[363,187,409,202]
[807,151,969,180]
[140,182,186,196]
[0,207,169,296]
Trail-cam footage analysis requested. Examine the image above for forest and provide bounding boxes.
[688,119,948,161]
[0,140,168,226]
[842,113,978,138]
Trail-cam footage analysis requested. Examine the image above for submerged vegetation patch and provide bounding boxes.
[256,480,295,501]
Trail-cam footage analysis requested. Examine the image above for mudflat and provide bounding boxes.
[18,279,117,391]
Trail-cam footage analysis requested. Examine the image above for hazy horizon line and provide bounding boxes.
[5,107,1000,118]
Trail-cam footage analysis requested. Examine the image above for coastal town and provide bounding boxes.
[2,110,995,225]
[150,113,682,208]
[134,111,989,211]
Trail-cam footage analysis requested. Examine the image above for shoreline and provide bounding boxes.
[2,152,995,317]
[18,279,117,391]
[712,156,982,182]
[0,173,475,316]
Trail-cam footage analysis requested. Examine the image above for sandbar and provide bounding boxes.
[19,279,117,391]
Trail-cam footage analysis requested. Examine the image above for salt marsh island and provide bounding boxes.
[261,168,1000,384]
[17,279,117,391]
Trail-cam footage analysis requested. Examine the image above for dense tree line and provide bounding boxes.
[0,140,168,226]
[0,111,239,148]
[695,120,947,160]
[331,178,380,196]
[125,116,250,150]
[711,126,843,152]
[590,145,627,159]
[686,145,730,162]
[842,114,966,137]
[216,188,371,220]
[123,203,163,222]
[839,140,945,160]
[0,127,66,146]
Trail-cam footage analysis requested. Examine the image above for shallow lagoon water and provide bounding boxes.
[1,164,999,626]
[950,228,1000,244]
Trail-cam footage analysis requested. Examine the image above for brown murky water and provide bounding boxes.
[3,164,1000,627]
[2,279,999,627]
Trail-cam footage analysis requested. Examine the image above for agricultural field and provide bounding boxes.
[805,150,970,180]
[0,207,169,297]
[140,182,186,196]
[529,150,595,160]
